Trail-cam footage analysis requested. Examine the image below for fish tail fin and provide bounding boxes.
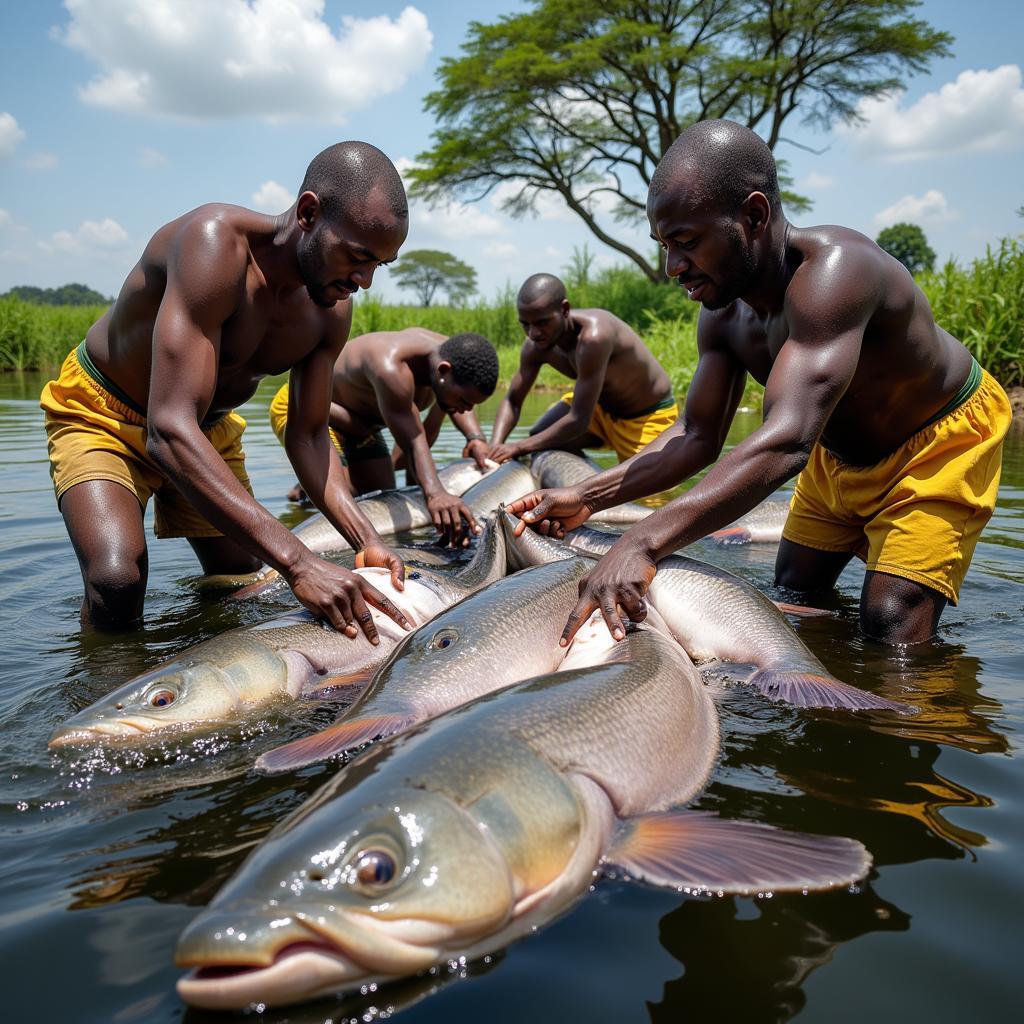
[747,668,915,714]
[604,810,871,895]
[707,526,753,545]
[230,569,283,600]
[255,713,414,775]
[772,601,835,618]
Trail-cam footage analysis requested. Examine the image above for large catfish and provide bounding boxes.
[48,520,509,748]
[529,449,655,525]
[176,624,870,1010]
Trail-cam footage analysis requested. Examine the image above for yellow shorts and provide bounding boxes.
[559,391,678,463]
[40,346,253,539]
[783,367,1011,604]
[269,382,389,464]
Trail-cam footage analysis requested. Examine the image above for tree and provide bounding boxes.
[410,0,951,282]
[390,249,478,306]
[876,222,936,275]
[3,282,110,305]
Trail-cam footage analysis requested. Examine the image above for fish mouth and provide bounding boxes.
[48,716,153,749]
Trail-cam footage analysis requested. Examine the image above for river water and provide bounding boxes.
[1,372,1021,1023]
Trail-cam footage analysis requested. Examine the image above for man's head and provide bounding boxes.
[648,120,782,310]
[432,333,499,415]
[295,142,409,307]
[516,274,571,349]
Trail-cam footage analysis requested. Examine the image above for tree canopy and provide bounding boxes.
[411,0,951,281]
[876,222,936,275]
[2,283,110,305]
[389,249,478,306]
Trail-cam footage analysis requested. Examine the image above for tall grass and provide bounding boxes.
[3,240,1021,398]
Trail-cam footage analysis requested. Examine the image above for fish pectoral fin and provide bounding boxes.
[229,569,283,601]
[255,713,414,775]
[746,669,916,714]
[771,601,835,618]
[303,667,376,696]
[602,810,871,895]
[707,526,753,545]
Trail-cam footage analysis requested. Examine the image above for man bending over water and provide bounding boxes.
[509,120,1010,646]
[269,328,499,546]
[41,141,413,642]
[487,274,677,464]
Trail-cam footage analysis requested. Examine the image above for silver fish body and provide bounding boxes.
[529,449,653,525]
[48,521,509,748]
[177,625,870,1010]
[707,498,792,545]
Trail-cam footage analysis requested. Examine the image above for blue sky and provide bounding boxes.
[0,0,1022,303]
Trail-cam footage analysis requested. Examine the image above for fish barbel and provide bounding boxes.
[176,624,871,1010]
[47,519,509,748]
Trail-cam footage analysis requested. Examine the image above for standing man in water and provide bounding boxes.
[41,141,413,642]
[268,327,499,545]
[509,119,1010,646]
[486,274,677,464]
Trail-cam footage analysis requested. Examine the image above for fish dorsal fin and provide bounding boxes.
[255,713,413,775]
[745,669,915,713]
[603,810,871,895]
[772,601,834,618]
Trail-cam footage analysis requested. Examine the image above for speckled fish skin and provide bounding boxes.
[47,520,509,748]
[175,626,718,1010]
[528,449,654,525]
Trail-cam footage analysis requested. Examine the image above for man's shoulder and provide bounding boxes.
[786,225,887,303]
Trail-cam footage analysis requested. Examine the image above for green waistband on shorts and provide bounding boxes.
[75,341,148,418]
[618,392,676,420]
[920,357,982,430]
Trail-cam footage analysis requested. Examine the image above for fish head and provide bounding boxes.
[175,784,513,1009]
[48,647,282,748]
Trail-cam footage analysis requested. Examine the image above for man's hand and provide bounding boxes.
[506,487,593,539]
[487,441,523,464]
[561,539,657,647]
[286,555,413,644]
[355,542,406,592]
[462,438,490,470]
[426,490,480,548]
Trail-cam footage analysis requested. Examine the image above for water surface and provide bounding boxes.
[1,373,1021,1023]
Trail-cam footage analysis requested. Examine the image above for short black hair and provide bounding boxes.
[439,333,499,397]
[649,119,782,215]
[299,141,408,228]
[517,273,566,308]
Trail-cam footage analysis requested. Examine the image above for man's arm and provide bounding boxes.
[507,315,746,533]
[373,366,479,545]
[556,253,876,645]
[488,346,541,450]
[145,220,409,641]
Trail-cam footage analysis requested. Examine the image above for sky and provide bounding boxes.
[0,0,1022,304]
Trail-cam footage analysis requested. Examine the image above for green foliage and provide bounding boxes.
[0,298,106,372]
[390,249,478,306]
[876,222,936,274]
[412,0,951,280]
[919,239,1024,386]
[2,282,111,305]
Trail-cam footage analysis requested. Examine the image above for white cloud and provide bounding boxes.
[0,209,10,229]
[842,64,1024,160]
[46,218,129,253]
[544,246,562,259]
[0,112,26,159]
[137,147,167,168]
[395,157,505,241]
[55,1,433,122]
[25,151,58,170]
[799,171,834,190]
[873,190,958,229]
[482,241,519,260]
[251,179,294,213]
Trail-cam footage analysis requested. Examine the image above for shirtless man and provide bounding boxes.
[269,328,499,545]
[508,119,1011,646]
[487,274,677,464]
[41,141,414,642]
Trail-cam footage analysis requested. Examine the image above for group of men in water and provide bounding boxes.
[40,120,1011,648]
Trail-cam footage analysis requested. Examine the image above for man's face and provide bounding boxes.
[648,191,757,311]
[433,375,487,417]
[517,300,567,349]
[297,207,407,309]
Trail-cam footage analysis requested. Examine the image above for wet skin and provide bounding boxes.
[63,191,415,642]
[321,327,490,546]
[488,302,673,462]
[508,187,975,646]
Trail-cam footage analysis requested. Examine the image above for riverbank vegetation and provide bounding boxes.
[2,239,1021,397]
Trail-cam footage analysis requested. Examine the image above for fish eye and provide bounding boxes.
[148,688,177,708]
[114,703,125,711]
[354,849,397,888]
[429,627,459,651]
